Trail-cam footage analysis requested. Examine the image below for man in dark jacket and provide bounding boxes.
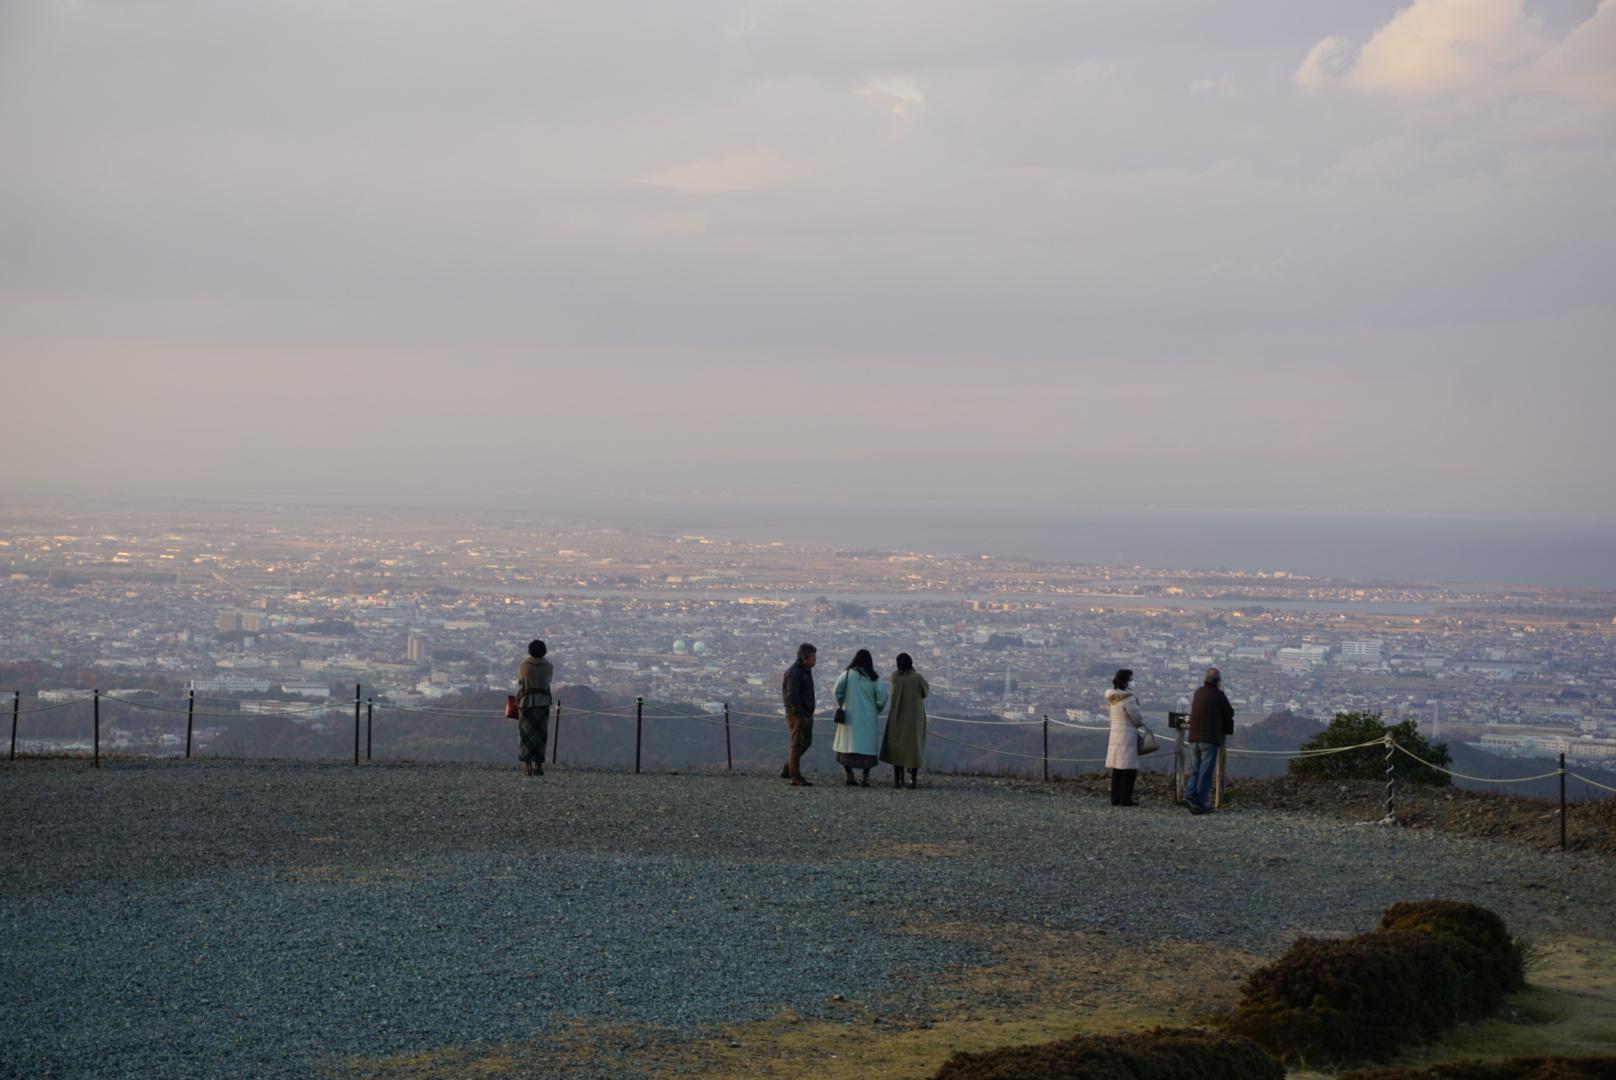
[780,643,817,786]
[1183,666,1234,814]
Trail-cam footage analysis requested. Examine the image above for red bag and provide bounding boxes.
[505,694,520,719]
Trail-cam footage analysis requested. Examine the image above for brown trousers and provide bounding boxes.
[784,710,813,779]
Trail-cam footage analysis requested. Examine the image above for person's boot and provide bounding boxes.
[894,767,903,789]
[781,763,791,779]
[860,769,870,787]
[908,768,918,789]
[845,768,857,787]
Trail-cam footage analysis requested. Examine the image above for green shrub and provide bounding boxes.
[1289,710,1452,786]
[1339,1058,1616,1079]
[1221,901,1523,1067]
[931,1027,1282,1080]
[1379,900,1526,1013]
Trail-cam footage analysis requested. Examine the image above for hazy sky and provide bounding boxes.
[3,0,1613,522]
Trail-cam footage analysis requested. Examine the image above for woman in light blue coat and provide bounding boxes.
[832,648,888,787]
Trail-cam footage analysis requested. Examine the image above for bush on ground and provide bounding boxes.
[1339,1058,1616,1079]
[1221,901,1524,1067]
[930,1027,1281,1080]
[1290,711,1452,786]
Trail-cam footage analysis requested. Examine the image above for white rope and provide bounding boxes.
[1391,741,1563,784]
[1568,771,1616,795]
[931,713,1047,727]
[8,698,89,714]
[929,730,1107,764]
[1046,717,1112,732]
[1224,738,1389,759]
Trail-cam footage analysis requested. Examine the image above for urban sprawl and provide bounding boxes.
[3,506,1614,766]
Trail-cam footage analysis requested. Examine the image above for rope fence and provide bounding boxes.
[7,688,1611,848]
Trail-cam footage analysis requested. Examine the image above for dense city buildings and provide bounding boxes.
[2,504,1613,764]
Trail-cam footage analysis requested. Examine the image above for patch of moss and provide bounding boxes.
[930,1027,1281,1080]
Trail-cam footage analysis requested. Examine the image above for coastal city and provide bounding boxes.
[3,502,1613,772]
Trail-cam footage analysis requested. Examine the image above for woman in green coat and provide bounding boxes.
[833,648,888,787]
[880,652,928,789]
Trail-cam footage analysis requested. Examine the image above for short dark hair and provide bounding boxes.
[895,652,914,672]
[1112,668,1133,690]
[796,643,817,661]
[528,640,547,659]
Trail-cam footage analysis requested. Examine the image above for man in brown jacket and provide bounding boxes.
[780,643,817,786]
[1183,667,1234,814]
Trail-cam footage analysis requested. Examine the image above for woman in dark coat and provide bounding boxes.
[517,639,553,776]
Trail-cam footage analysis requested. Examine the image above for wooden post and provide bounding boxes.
[353,683,361,767]
[635,696,643,775]
[551,701,560,766]
[1214,741,1227,809]
[1559,752,1567,852]
[185,689,195,759]
[10,690,17,762]
[1042,717,1049,782]
[1170,714,1187,803]
[366,697,373,762]
[724,702,732,771]
[93,689,100,769]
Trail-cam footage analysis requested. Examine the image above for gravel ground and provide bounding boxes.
[3,759,1612,1078]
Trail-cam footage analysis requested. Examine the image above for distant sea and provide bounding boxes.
[56,492,1615,590]
[567,501,1616,590]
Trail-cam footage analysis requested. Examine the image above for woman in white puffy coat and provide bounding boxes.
[1104,668,1145,806]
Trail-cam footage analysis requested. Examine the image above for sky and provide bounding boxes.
[2,0,1614,526]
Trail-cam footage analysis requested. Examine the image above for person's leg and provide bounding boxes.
[786,712,803,780]
[534,707,549,774]
[1187,742,1217,810]
[1109,769,1123,805]
[908,768,918,789]
[789,713,814,784]
[860,767,870,786]
[894,765,903,788]
[844,765,856,785]
[1120,768,1137,805]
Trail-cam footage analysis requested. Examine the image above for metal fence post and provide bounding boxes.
[185,689,195,759]
[1559,752,1567,852]
[551,701,561,766]
[1042,717,1049,782]
[366,697,373,762]
[724,702,732,771]
[635,696,643,775]
[10,690,17,762]
[353,683,361,767]
[93,689,100,769]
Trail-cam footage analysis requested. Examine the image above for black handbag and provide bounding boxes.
[833,707,847,724]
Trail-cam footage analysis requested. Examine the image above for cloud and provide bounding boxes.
[1351,0,1542,94]
[1535,0,1616,105]
[1293,0,1616,99]
[857,75,926,119]
[1294,35,1354,92]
